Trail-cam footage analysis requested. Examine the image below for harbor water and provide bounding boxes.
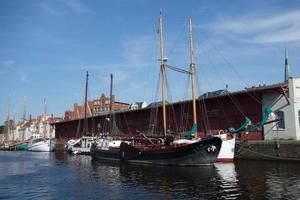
[0,151,300,199]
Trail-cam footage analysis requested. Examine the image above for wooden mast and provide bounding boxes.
[159,12,167,137]
[5,97,10,143]
[43,98,47,138]
[83,71,89,135]
[22,96,27,141]
[109,73,113,134]
[189,18,197,127]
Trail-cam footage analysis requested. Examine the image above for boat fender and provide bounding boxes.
[218,129,224,135]
[275,140,280,149]
[158,138,164,144]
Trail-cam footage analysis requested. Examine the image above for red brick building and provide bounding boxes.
[64,93,129,120]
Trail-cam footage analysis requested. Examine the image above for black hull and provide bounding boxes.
[91,137,222,166]
[90,148,120,161]
[121,137,222,166]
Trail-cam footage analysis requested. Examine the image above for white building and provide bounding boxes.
[128,101,148,110]
[11,115,56,141]
[263,77,300,140]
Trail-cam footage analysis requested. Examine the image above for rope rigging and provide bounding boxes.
[165,64,191,75]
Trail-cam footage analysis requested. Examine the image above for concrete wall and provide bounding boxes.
[235,140,300,161]
[263,78,300,140]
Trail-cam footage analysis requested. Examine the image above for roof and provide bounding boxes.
[55,82,287,124]
[207,82,287,100]
[147,101,170,108]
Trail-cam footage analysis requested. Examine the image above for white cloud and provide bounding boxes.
[206,9,300,43]
[39,0,93,16]
[121,34,157,68]
[0,60,15,66]
[0,60,29,83]
[62,0,93,14]
[39,2,64,16]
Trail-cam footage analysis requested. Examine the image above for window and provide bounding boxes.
[298,110,300,127]
[275,111,285,129]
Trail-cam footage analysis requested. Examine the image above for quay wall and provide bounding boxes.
[235,140,300,161]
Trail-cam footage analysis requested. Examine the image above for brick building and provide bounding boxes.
[64,93,129,120]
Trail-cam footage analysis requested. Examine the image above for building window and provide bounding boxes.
[275,111,285,129]
[298,110,300,127]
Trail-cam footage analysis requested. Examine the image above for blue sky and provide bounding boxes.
[1,0,300,122]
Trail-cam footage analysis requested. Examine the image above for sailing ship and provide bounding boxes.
[90,13,222,166]
[67,71,95,154]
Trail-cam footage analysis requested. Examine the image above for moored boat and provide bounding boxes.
[16,142,28,150]
[68,136,94,155]
[66,71,96,155]
[28,138,54,152]
[123,137,222,165]
[91,136,222,166]
[215,132,235,162]
[91,13,223,166]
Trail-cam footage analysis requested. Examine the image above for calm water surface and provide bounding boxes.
[0,151,300,199]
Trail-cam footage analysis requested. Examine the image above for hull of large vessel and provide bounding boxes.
[216,134,236,162]
[91,137,222,166]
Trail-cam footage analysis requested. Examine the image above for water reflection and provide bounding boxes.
[1,152,300,200]
[89,159,242,199]
[235,160,300,199]
[214,163,241,199]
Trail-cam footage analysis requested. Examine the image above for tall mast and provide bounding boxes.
[159,12,167,137]
[22,97,26,141]
[6,97,10,142]
[189,18,197,127]
[43,98,48,118]
[43,98,47,138]
[83,71,89,135]
[23,96,27,121]
[109,73,113,134]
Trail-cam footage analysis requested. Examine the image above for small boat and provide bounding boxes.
[66,138,81,152]
[16,142,28,150]
[67,136,94,155]
[215,132,236,162]
[66,71,96,155]
[28,137,54,152]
